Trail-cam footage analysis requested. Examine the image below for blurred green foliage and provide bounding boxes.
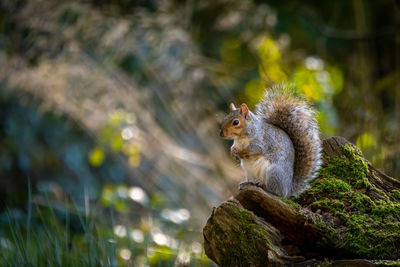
[0,87,208,265]
[0,88,123,208]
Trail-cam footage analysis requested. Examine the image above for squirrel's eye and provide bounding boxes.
[232,119,240,126]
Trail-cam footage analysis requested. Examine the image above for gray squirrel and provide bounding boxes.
[219,84,322,197]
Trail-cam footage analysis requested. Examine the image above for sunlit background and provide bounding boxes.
[0,0,399,265]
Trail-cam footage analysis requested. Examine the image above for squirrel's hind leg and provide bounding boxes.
[265,165,292,197]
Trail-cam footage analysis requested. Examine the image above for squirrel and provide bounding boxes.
[219,83,322,197]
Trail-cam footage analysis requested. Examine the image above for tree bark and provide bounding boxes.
[203,137,400,266]
[203,200,305,266]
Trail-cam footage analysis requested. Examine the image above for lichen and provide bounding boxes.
[295,143,400,259]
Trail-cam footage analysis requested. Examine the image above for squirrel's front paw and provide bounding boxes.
[239,179,268,191]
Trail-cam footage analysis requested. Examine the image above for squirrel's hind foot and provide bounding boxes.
[239,179,268,192]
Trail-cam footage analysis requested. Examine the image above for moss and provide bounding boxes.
[213,202,274,266]
[355,177,371,189]
[348,192,374,212]
[308,178,352,199]
[371,200,400,217]
[390,190,400,201]
[369,184,391,202]
[371,172,383,185]
[309,199,345,215]
[338,214,400,259]
[295,142,400,259]
[278,196,302,210]
[318,144,369,189]
[372,260,400,265]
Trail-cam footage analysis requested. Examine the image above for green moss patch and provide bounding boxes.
[373,260,400,266]
[210,201,276,266]
[295,143,400,259]
[391,190,400,201]
[318,144,369,188]
[278,196,303,210]
[309,199,345,215]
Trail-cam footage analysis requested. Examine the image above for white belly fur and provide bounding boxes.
[232,138,270,181]
[241,157,270,181]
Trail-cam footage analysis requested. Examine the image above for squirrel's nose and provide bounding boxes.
[219,129,224,137]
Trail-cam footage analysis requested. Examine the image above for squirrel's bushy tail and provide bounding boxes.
[256,83,322,196]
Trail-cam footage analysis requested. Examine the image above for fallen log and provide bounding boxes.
[203,137,400,266]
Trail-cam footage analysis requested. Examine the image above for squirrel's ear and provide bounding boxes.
[240,103,249,117]
[230,103,236,111]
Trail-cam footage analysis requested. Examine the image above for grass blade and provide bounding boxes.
[26,177,32,257]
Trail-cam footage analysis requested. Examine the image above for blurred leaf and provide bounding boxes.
[88,147,105,167]
[326,66,344,94]
[122,143,140,156]
[100,185,113,206]
[292,66,322,101]
[114,199,128,213]
[316,109,337,136]
[128,154,141,167]
[257,37,287,83]
[109,111,126,127]
[147,246,175,265]
[357,132,378,150]
[150,193,165,208]
[111,134,123,152]
[257,37,281,63]
[220,37,242,65]
[244,78,265,107]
